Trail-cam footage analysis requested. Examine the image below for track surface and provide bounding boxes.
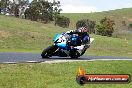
[0,52,132,63]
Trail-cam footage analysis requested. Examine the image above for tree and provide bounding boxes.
[39,0,51,23]
[14,4,19,17]
[0,1,2,14]
[0,0,9,14]
[96,17,115,36]
[28,0,39,21]
[55,15,70,28]
[89,21,96,33]
[76,19,96,33]
[24,7,31,19]
[122,21,126,26]
[128,23,132,30]
[24,0,62,23]
[7,0,29,17]
[18,0,29,17]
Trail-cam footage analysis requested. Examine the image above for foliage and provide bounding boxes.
[25,0,39,21]
[76,19,96,33]
[122,21,126,26]
[55,15,70,28]
[96,17,115,36]
[76,19,88,29]
[0,0,28,16]
[0,0,67,27]
[0,0,9,14]
[128,23,132,30]
[24,0,62,23]
[14,5,19,17]
[0,1,2,14]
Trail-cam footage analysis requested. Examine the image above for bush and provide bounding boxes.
[122,21,126,26]
[24,8,30,19]
[89,21,96,33]
[76,19,96,33]
[96,17,115,36]
[55,15,70,28]
[76,19,88,29]
[128,23,132,30]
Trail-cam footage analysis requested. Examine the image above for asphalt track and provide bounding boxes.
[0,52,132,64]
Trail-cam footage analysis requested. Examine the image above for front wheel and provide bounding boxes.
[70,50,80,59]
[41,45,58,59]
[81,45,90,55]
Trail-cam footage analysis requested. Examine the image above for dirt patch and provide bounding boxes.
[15,31,41,38]
[128,18,132,22]
[0,31,12,38]
[29,32,41,37]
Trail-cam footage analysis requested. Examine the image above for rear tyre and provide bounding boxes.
[41,45,57,59]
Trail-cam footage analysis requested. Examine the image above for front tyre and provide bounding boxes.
[70,50,80,59]
[41,45,57,59]
[81,45,90,55]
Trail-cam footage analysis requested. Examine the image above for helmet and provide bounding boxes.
[77,27,88,33]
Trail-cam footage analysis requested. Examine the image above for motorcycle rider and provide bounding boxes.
[64,26,90,56]
[66,26,90,46]
[75,26,90,44]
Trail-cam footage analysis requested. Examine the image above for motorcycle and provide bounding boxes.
[41,32,94,59]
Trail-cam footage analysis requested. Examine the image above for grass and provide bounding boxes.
[0,15,132,57]
[62,8,132,28]
[86,34,132,57]
[0,10,132,88]
[0,61,132,88]
[62,8,132,40]
[0,15,67,51]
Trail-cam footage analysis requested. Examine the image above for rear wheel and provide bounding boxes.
[41,45,58,59]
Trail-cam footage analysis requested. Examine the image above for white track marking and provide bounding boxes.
[42,59,132,64]
[1,59,132,64]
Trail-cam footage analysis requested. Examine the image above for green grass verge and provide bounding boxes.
[0,61,132,88]
[85,34,132,57]
[0,15,67,51]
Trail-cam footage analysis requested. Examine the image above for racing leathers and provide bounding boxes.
[66,29,90,46]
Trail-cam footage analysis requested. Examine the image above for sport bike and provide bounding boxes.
[41,32,94,59]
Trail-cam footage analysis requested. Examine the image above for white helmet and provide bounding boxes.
[77,27,88,33]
